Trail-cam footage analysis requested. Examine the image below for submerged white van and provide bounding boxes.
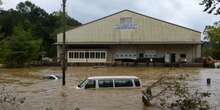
[76,76,141,89]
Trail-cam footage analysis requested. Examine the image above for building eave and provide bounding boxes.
[55,41,202,45]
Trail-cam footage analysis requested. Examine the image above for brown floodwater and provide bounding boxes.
[0,67,219,110]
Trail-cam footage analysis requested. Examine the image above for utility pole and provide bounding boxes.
[62,0,67,86]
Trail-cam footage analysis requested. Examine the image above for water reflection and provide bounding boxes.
[0,67,219,110]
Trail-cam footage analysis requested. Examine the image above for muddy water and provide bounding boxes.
[0,67,219,110]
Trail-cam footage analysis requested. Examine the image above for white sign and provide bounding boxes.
[114,23,138,29]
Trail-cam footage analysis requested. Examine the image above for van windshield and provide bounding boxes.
[78,79,87,88]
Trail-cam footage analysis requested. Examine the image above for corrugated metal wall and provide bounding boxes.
[57,10,201,44]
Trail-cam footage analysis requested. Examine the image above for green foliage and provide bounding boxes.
[0,0,2,10]
[17,1,81,57]
[51,11,81,34]
[0,1,81,66]
[205,22,220,59]
[0,9,22,37]
[0,26,42,67]
[200,0,220,15]
[168,84,211,110]
[142,75,212,110]
[202,41,212,57]
[0,86,26,110]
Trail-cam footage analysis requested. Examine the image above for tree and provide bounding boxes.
[0,1,81,67]
[142,75,212,110]
[0,9,22,38]
[0,86,26,110]
[200,0,220,15]
[0,0,2,7]
[15,1,81,57]
[0,26,42,67]
[51,11,81,33]
[205,22,220,59]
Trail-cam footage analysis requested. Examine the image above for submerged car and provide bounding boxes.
[77,76,141,89]
[43,74,62,80]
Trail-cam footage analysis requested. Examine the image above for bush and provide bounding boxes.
[142,74,213,110]
[0,86,26,110]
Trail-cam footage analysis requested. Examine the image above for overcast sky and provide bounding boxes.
[2,0,219,32]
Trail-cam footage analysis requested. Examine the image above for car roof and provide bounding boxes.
[87,76,139,80]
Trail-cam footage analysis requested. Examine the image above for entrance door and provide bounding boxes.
[170,53,176,63]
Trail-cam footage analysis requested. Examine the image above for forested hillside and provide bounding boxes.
[0,1,81,67]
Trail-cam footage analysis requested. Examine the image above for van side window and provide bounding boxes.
[114,79,133,87]
[85,80,96,89]
[98,79,113,88]
[134,79,140,87]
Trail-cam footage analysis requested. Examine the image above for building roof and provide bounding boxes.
[57,10,201,45]
[67,10,201,33]
[88,76,139,80]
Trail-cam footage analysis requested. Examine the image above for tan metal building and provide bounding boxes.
[57,10,201,64]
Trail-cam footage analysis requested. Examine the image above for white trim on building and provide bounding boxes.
[67,51,107,63]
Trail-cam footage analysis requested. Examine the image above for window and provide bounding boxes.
[90,52,95,58]
[72,52,74,58]
[134,79,140,87]
[67,51,107,60]
[85,80,96,89]
[74,52,79,58]
[101,52,106,59]
[98,79,113,88]
[96,52,101,59]
[120,17,132,25]
[85,52,89,58]
[69,52,71,58]
[114,79,133,87]
[69,52,73,58]
[79,52,84,59]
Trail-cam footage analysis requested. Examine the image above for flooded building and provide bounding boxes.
[56,10,201,64]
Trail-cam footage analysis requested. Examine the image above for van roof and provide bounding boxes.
[88,76,139,80]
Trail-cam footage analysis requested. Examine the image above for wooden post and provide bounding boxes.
[62,0,67,86]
